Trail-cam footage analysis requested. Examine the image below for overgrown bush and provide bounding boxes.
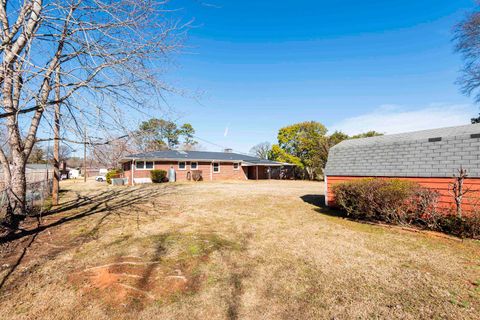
[106,169,123,184]
[424,210,480,239]
[332,178,438,223]
[332,178,480,239]
[150,169,167,183]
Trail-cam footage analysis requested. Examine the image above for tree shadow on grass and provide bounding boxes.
[301,194,403,231]
[0,185,179,292]
[2,185,179,244]
[300,194,346,218]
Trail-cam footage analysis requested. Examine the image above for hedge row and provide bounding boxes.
[332,178,480,239]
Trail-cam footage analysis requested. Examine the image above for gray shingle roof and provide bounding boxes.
[122,150,289,166]
[325,123,480,178]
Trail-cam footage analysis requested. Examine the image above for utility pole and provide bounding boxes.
[84,127,87,183]
[52,65,61,205]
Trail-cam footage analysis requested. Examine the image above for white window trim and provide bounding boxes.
[178,161,187,171]
[212,162,220,173]
[190,162,198,170]
[233,162,240,170]
[135,160,154,170]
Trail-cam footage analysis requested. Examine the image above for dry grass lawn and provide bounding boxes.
[0,179,479,319]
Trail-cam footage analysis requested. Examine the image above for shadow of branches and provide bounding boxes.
[0,184,179,292]
[1,185,179,244]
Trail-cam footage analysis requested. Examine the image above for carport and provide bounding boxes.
[241,162,295,180]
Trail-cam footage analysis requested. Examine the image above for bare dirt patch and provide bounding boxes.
[68,231,241,311]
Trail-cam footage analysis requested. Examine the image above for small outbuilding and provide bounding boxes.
[324,124,480,209]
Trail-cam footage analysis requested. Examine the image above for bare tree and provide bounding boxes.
[0,0,188,230]
[92,137,133,169]
[45,143,72,163]
[455,6,480,102]
[449,167,471,219]
[249,142,271,159]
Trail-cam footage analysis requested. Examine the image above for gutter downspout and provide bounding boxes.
[132,159,135,186]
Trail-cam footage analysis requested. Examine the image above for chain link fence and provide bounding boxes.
[0,170,53,215]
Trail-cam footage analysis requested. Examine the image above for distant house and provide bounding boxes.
[325,124,480,209]
[120,150,294,185]
[68,168,81,179]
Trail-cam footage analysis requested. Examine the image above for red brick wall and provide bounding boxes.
[211,162,247,181]
[326,176,480,210]
[122,160,247,184]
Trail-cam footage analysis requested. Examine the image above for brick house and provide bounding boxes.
[324,124,480,209]
[120,150,294,185]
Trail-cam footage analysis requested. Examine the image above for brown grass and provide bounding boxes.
[0,179,479,319]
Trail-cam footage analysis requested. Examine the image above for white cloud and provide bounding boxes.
[331,104,477,135]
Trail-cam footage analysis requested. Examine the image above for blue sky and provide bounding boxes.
[157,0,479,153]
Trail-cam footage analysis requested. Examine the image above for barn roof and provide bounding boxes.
[121,150,292,166]
[325,123,480,178]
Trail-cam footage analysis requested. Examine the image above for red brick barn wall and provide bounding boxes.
[326,176,480,211]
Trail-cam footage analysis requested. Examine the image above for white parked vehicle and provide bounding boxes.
[95,169,108,182]
[95,175,106,182]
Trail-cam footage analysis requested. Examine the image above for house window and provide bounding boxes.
[178,161,186,170]
[233,163,239,170]
[136,161,154,170]
[191,162,198,170]
[213,163,220,173]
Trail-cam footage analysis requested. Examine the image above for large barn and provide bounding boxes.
[324,124,480,209]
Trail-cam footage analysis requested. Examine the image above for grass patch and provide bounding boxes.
[1,180,479,320]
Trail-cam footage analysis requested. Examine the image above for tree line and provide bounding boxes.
[250,121,382,180]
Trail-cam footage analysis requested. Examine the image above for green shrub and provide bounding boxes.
[332,178,480,239]
[106,169,123,184]
[332,178,437,223]
[150,169,167,183]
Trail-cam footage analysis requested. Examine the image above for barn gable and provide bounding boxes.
[325,124,480,178]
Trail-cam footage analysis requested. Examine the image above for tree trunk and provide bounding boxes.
[306,167,315,180]
[4,157,27,230]
[52,65,61,206]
